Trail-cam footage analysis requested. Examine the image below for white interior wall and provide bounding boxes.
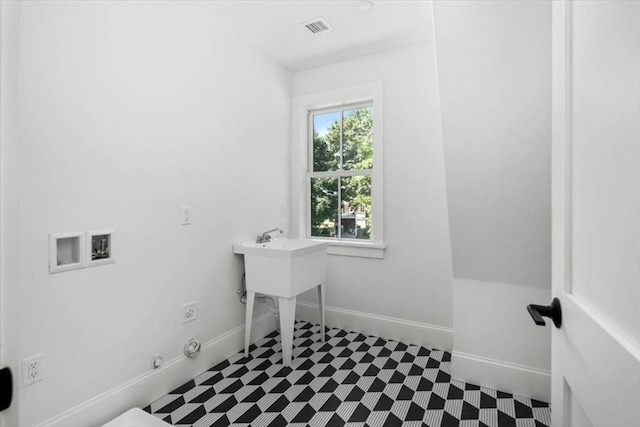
[434,0,552,399]
[434,0,551,289]
[291,40,454,347]
[1,1,559,423]
[0,1,21,426]
[11,2,291,425]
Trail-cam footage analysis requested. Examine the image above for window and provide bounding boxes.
[308,103,374,241]
[293,82,384,258]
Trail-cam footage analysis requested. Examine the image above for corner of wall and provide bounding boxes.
[451,279,551,401]
[427,0,455,331]
[451,351,551,402]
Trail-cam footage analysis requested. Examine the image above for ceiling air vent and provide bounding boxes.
[301,17,333,36]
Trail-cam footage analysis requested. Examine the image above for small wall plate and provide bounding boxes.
[85,228,115,268]
[49,232,85,274]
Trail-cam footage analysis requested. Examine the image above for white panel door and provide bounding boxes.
[551,1,640,426]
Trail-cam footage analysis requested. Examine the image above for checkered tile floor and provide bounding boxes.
[144,321,551,426]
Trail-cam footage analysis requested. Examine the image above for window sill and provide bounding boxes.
[308,238,386,259]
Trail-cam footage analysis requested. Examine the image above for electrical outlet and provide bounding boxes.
[182,301,197,324]
[181,205,192,225]
[22,354,44,387]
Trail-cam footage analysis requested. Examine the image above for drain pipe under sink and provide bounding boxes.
[238,274,280,331]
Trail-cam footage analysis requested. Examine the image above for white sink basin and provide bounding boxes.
[234,238,327,258]
[233,238,327,298]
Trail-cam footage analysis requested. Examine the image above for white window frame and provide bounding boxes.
[291,82,385,259]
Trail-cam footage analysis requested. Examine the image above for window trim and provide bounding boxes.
[291,82,385,259]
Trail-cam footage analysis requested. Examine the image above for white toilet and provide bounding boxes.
[103,408,171,427]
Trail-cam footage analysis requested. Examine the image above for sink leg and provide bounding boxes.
[244,291,255,357]
[278,296,297,367]
[317,283,325,343]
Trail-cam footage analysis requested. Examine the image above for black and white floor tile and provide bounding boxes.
[144,321,551,427]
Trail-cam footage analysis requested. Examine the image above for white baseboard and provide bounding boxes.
[452,278,551,402]
[451,351,551,402]
[39,313,276,427]
[296,301,453,351]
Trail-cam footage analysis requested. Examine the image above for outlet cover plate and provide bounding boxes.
[182,302,197,324]
[22,354,44,387]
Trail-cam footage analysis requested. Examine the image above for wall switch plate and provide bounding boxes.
[22,354,44,387]
[181,206,192,225]
[182,302,197,324]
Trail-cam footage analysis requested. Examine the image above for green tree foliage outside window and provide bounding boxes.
[310,106,373,239]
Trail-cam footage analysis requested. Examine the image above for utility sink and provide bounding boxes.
[234,238,328,367]
[233,238,327,298]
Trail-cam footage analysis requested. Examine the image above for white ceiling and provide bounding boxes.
[208,1,432,72]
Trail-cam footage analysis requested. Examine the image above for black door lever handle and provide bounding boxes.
[0,367,12,412]
[527,298,562,328]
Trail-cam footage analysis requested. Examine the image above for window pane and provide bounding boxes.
[313,112,341,171]
[341,175,371,240]
[342,107,373,171]
[310,177,339,238]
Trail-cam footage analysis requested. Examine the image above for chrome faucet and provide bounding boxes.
[256,228,283,243]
